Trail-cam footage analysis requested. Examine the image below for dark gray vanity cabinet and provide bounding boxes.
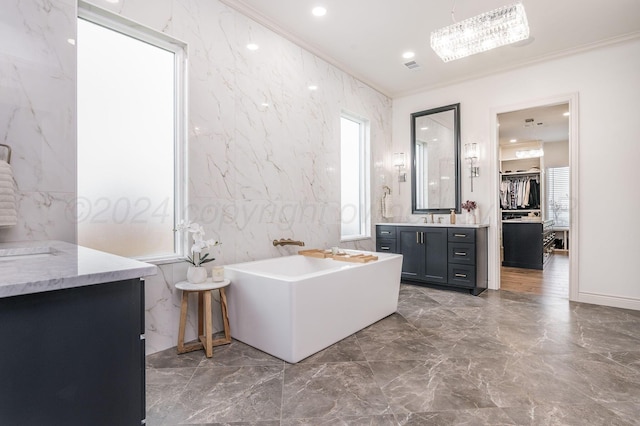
[376,225,397,254]
[397,227,448,284]
[376,225,487,295]
[0,278,146,425]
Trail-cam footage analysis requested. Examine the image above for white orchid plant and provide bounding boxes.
[175,221,221,267]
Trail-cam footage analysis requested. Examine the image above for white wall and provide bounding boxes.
[393,38,640,309]
[544,140,569,168]
[0,1,77,243]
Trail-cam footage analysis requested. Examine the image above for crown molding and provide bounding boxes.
[219,0,639,99]
[395,31,640,99]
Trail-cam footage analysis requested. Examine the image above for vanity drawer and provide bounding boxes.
[448,264,476,288]
[376,226,396,239]
[448,243,475,265]
[376,239,396,253]
[448,228,475,243]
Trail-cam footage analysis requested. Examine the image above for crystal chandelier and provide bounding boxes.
[431,2,530,62]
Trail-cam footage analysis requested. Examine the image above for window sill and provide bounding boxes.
[136,253,185,266]
[340,236,372,243]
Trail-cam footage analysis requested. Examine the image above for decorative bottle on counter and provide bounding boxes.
[450,209,456,224]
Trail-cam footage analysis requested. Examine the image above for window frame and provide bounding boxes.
[546,166,570,227]
[340,111,371,242]
[78,2,188,263]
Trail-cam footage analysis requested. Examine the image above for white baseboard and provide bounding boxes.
[576,292,640,311]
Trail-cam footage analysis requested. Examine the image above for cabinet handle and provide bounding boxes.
[381,231,390,234]
[454,234,466,238]
[454,252,467,256]
[380,246,390,250]
[416,232,419,244]
[455,273,467,278]
[421,232,424,244]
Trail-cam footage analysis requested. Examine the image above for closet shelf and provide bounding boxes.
[502,209,540,213]
[501,171,541,177]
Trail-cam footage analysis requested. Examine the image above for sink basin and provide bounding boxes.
[0,246,54,261]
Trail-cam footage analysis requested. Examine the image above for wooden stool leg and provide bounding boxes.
[211,288,232,346]
[220,287,231,342]
[203,290,213,358]
[177,291,189,353]
[197,291,204,337]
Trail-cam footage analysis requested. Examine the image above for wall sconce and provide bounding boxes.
[464,143,479,192]
[393,152,406,183]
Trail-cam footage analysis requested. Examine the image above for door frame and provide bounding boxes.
[489,92,579,300]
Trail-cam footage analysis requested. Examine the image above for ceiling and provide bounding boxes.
[220,0,640,98]
[498,103,569,146]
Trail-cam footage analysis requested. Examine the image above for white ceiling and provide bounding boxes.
[498,103,569,146]
[221,0,640,98]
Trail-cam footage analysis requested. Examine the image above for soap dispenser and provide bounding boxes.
[450,209,456,224]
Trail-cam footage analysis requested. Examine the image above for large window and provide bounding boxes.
[340,113,370,240]
[546,166,570,226]
[77,7,186,260]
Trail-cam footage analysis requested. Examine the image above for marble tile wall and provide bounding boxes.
[0,0,77,243]
[3,0,392,353]
[88,0,393,353]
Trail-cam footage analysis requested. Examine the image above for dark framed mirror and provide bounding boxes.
[411,103,461,214]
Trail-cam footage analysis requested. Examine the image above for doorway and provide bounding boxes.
[492,94,578,299]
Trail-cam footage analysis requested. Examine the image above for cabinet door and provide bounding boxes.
[398,227,424,279]
[422,228,448,283]
[0,279,144,426]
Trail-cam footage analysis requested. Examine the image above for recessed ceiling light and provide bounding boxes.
[105,0,119,3]
[246,43,259,51]
[402,51,415,59]
[510,139,517,143]
[432,138,438,142]
[67,38,76,45]
[420,126,428,130]
[312,6,327,17]
[563,112,570,116]
[308,85,318,91]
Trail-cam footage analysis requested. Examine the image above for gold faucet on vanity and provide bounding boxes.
[273,238,305,247]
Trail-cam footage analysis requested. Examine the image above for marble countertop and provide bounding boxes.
[0,240,157,298]
[377,222,489,229]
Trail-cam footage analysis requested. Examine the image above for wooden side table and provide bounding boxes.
[175,279,231,358]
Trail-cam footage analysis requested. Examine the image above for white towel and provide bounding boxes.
[381,194,394,219]
[0,160,17,227]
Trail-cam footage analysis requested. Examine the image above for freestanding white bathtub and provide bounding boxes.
[224,250,403,363]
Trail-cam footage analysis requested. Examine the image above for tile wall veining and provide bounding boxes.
[0,0,77,242]
[89,0,393,353]
[2,0,392,353]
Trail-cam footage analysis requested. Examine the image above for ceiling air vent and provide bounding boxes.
[404,60,420,70]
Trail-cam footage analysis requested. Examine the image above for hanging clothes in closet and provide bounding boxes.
[500,175,540,210]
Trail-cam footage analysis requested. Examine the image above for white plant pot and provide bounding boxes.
[187,266,208,284]
[466,211,476,224]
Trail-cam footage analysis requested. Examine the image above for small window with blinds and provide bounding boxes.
[546,167,570,226]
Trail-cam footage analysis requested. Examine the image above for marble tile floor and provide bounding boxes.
[146,284,640,425]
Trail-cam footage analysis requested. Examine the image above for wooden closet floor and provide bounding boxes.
[501,253,569,298]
